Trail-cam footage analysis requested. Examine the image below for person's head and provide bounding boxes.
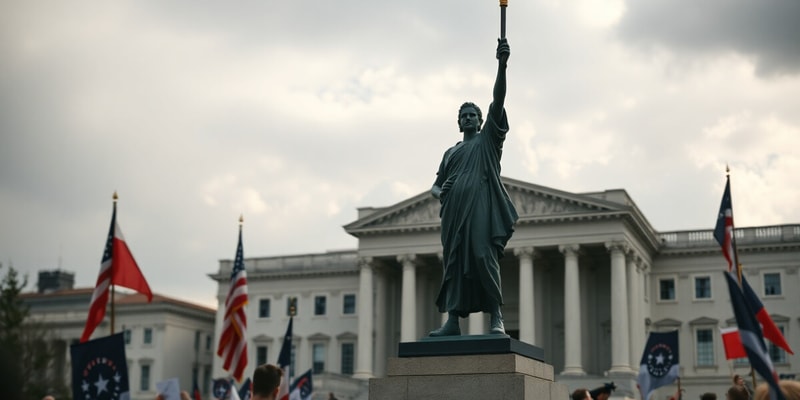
[573,389,592,400]
[252,364,283,400]
[754,381,800,400]
[727,385,750,400]
[590,383,616,400]
[42,396,55,400]
[701,392,717,400]
[457,102,483,133]
[733,374,745,386]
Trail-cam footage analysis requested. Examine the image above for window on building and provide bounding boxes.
[341,343,354,375]
[259,298,271,318]
[312,343,326,373]
[763,273,782,296]
[768,325,787,364]
[696,329,714,366]
[256,346,268,366]
[659,278,675,301]
[314,296,327,316]
[206,335,212,351]
[343,294,356,315]
[140,364,151,391]
[203,365,211,395]
[192,366,198,390]
[694,276,711,299]
[124,329,131,345]
[143,328,153,345]
[194,330,201,350]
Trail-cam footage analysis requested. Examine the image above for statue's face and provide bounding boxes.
[458,107,481,132]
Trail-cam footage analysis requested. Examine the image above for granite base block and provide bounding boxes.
[370,349,567,400]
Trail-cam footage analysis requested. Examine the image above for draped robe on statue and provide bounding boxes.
[434,103,519,317]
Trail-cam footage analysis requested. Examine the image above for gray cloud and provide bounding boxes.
[1,0,799,308]
[617,0,800,77]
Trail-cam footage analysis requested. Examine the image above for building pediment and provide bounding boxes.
[653,318,682,329]
[689,317,719,326]
[344,177,626,237]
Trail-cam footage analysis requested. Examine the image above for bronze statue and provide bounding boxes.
[429,38,518,336]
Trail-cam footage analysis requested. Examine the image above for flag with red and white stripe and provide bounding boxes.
[217,219,249,382]
[80,198,152,342]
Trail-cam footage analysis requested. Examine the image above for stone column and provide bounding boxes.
[374,266,388,377]
[606,242,631,373]
[399,254,418,342]
[515,247,536,345]
[559,244,585,375]
[354,257,374,379]
[627,254,642,368]
[468,312,485,335]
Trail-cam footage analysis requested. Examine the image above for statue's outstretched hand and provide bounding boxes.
[496,38,510,64]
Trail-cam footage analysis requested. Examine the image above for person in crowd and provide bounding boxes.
[589,382,617,400]
[572,388,592,400]
[727,384,750,400]
[701,392,718,400]
[252,364,283,400]
[733,374,755,400]
[754,381,800,400]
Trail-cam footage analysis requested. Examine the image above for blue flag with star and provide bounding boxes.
[71,332,130,400]
[636,330,679,400]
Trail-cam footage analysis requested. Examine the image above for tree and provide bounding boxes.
[0,263,69,400]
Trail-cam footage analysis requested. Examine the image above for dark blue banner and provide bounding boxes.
[70,332,130,400]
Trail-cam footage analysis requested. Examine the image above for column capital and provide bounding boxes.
[513,246,536,258]
[558,244,580,256]
[358,257,374,270]
[604,241,630,254]
[396,254,418,266]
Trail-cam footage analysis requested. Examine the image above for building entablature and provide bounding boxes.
[344,176,663,256]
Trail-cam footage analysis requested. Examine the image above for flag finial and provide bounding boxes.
[113,191,118,202]
[725,164,730,176]
[239,214,244,225]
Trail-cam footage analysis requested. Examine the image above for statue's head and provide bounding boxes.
[458,102,483,132]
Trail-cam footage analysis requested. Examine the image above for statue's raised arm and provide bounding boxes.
[490,38,510,121]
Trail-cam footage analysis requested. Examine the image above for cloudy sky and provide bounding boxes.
[2,0,799,309]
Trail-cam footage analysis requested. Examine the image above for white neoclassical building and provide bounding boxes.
[211,177,800,400]
[23,272,217,400]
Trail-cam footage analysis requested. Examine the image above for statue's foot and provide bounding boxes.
[429,318,461,337]
[490,311,505,335]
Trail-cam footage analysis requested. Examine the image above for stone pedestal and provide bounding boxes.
[370,336,568,400]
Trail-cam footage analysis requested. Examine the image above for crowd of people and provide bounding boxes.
[570,377,800,400]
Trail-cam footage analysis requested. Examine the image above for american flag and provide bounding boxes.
[713,175,738,275]
[80,196,152,343]
[217,218,249,382]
